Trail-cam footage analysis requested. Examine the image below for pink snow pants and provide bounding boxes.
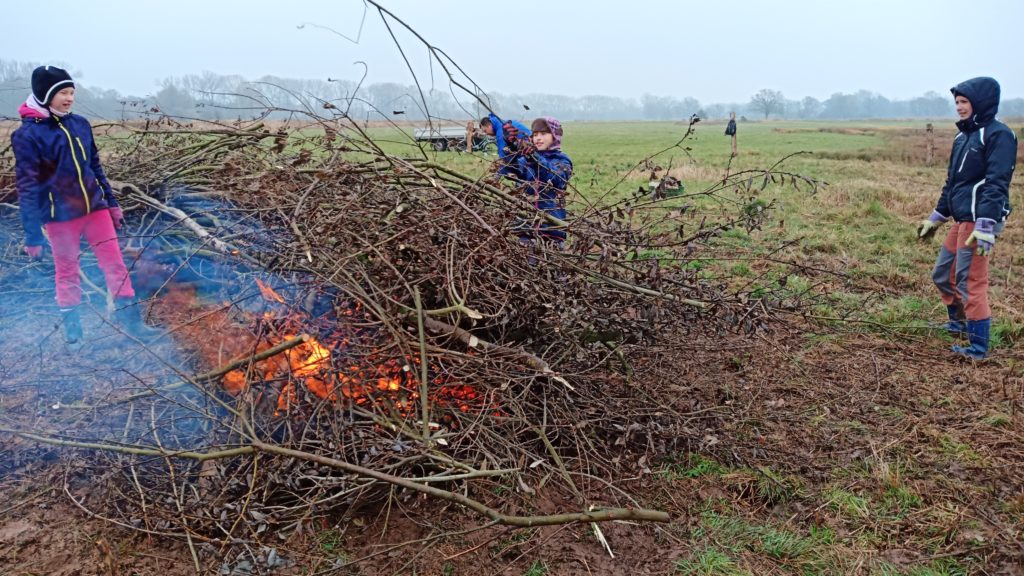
[44,208,134,307]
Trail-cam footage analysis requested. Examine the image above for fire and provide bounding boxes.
[276,335,335,411]
[434,384,481,413]
[222,370,248,396]
[289,335,331,379]
[212,278,487,422]
[255,278,286,304]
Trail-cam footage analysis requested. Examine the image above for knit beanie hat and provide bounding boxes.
[530,117,563,149]
[32,66,74,106]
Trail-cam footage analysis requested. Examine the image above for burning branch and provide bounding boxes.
[196,333,310,382]
[104,334,312,407]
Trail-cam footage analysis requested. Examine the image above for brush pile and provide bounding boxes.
[0,112,819,547]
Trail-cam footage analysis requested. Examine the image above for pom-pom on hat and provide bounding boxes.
[32,65,74,106]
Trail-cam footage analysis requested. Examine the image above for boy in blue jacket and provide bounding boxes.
[12,66,156,343]
[478,113,532,175]
[918,77,1018,359]
[504,117,572,244]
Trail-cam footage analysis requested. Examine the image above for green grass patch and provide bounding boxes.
[674,547,747,576]
[692,509,837,571]
[659,453,728,481]
[871,557,969,576]
[752,467,803,505]
[316,528,347,557]
[991,317,1024,348]
[729,262,752,277]
[863,198,887,217]
[881,485,922,519]
[756,526,815,559]
[983,412,1011,427]
[824,486,871,519]
[938,435,981,464]
[869,295,935,327]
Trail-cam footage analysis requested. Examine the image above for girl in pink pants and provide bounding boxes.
[12,66,154,343]
[46,209,135,308]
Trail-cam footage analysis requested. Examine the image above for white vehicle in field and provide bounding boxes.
[413,126,493,152]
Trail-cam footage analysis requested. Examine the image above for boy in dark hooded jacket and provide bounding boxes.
[12,66,156,343]
[918,77,1018,359]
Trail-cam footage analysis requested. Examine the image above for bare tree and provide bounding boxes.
[799,96,822,119]
[750,88,785,119]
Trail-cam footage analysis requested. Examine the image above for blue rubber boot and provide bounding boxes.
[952,318,990,360]
[60,307,83,344]
[943,304,967,336]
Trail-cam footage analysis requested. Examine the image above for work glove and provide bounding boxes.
[502,122,520,142]
[917,210,947,241]
[24,245,43,259]
[109,207,125,230]
[965,217,997,256]
[517,139,537,156]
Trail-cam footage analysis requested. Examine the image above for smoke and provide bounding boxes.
[0,186,288,451]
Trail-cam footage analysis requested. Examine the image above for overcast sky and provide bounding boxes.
[2,0,1020,103]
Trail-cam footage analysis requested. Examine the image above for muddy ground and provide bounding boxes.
[2,318,1022,574]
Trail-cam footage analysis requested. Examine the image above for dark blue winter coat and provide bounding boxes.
[507,148,572,240]
[935,77,1018,223]
[11,111,118,246]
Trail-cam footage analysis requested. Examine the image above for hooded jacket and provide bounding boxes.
[11,102,118,246]
[935,77,1018,223]
[485,113,531,170]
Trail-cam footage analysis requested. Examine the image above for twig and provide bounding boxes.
[9,429,671,527]
[414,288,431,442]
[419,316,575,391]
[251,439,670,526]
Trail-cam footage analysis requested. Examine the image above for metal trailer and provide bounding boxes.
[413,126,493,152]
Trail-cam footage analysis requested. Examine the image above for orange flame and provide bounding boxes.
[281,335,335,410]
[255,278,286,304]
[211,279,489,421]
[222,370,248,396]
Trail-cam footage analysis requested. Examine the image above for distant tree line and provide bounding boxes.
[2,60,1022,123]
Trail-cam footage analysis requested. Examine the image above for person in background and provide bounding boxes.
[465,120,476,152]
[918,77,1017,360]
[477,113,532,173]
[504,116,573,246]
[12,65,158,344]
[725,111,738,156]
